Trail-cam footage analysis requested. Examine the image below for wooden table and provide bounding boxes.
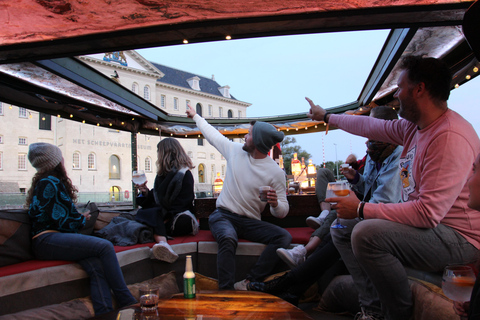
[89,290,313,319]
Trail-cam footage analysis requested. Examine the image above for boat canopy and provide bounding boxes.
[0,0,478,138]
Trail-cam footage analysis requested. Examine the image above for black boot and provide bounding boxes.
[247,272,295,294]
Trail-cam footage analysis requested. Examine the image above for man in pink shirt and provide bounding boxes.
[306,56,480,320]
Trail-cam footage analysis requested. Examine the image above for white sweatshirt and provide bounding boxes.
[193,114,289,220]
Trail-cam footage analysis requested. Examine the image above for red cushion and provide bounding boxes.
[0,260,73,277]
[0,228,313,278]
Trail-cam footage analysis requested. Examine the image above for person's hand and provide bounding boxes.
[186,103,196,118]
[135,181,149,195]
[326,190,360,219]
[306,97,327,121]
[267,188,278,208]
[341,167,356,180]
[453,301,469,319]
[78,209,91,220]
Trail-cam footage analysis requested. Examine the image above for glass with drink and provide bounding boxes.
[139,286,160,313]
[132,170,147,185]
[442,265,476,306]
[326,181,350,229]
[259,186,271,202]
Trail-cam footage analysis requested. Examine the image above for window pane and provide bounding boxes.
[109,155,120,179]
[88,153,96,169]
[18,154,26,170]
[39,113,52,130]
[73,152,81,169]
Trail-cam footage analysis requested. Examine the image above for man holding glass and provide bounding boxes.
[306,56,480,320]
[186,104,290,291]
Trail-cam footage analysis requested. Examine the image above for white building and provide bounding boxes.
[0,50,251,202]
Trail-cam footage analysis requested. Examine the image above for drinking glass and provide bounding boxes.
[132,170,147,185]
[442,265,476,303]
[139,287,160,313]
[326,181,350,229]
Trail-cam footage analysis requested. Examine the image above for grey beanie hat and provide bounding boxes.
[28,142,63,171]
[252,122,284,154]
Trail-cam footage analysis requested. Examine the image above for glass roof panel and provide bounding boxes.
[137,30,391,117]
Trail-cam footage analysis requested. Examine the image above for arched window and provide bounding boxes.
[228,109,233,118]
[145,157,152,172]
[132,82,138,94]
[88,153,96,170]
[196,103,203,116]
[110,186,121,201]
[144,85,150,100]
[73,152,81,169]
[198,163,205,183]
[109,155,120,179]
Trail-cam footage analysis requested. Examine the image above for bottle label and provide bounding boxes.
[184,277,196,298]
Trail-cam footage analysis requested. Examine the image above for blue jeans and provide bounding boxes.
[331,218,478,320]
[32,232,137,315]
[208,208,292,290]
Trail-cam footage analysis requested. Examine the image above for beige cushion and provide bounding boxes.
[0,297,94,320]
[127,271,180,303]
[317,275,459,320]
[195,272,219,290]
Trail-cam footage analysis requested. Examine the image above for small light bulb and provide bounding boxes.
[473,67,478,73]
[226,35,232,40]
[455,84,460,89]
[466,75,471,80]
[183,39,188,44]
[70,114,73,118]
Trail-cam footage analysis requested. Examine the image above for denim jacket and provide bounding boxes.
[353,146,403,204]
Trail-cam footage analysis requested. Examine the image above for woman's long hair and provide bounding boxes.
[25,162,78,207]
[156,138,194,176]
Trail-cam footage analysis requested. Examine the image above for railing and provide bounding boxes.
[0,191,215,209]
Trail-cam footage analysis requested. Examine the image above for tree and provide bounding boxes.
[280,136,311,175]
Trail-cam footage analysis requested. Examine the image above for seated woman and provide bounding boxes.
[26,143,136,315]
[135,138,198,263]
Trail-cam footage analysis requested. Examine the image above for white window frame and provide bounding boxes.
[174,97,179,111]
[186,100,190,111]
[18,154,27,170]
[219,107,223,118]
[238,110,242,118]
[18,137,27,145]
[73,152,81,169]
[161,95,166,109]
[145,157,152,172]
[19,107,27,118]
[0,152,3,170]
[0,103,3,115]
[144,85,150,100]
[88,153,96,170]
[132,82,138,94]
[208,105,212,117]
[0,135,3,144]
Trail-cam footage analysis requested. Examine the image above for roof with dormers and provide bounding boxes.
[151,62,237,101]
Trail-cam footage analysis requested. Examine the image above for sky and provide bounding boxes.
[137,30,480,165]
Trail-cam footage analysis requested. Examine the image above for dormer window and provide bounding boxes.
[218,85,231,98]
[187,76,201,91]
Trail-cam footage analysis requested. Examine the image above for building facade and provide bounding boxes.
[0,50,251,202]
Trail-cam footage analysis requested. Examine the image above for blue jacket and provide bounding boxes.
[353,146,403,204]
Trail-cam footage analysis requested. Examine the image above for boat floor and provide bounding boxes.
[300,302,354,320]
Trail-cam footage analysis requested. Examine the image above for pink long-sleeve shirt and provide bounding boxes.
[330,109,480,249]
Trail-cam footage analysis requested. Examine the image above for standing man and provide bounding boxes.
[306,56,480,320]
[186,104,291,290]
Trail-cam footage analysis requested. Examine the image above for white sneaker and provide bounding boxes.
[276,245,306,269]
[234,279,250,291]
[151,241,179,263]
[306,210,329,229]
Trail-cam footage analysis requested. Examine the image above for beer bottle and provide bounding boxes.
[183,255,196,298]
